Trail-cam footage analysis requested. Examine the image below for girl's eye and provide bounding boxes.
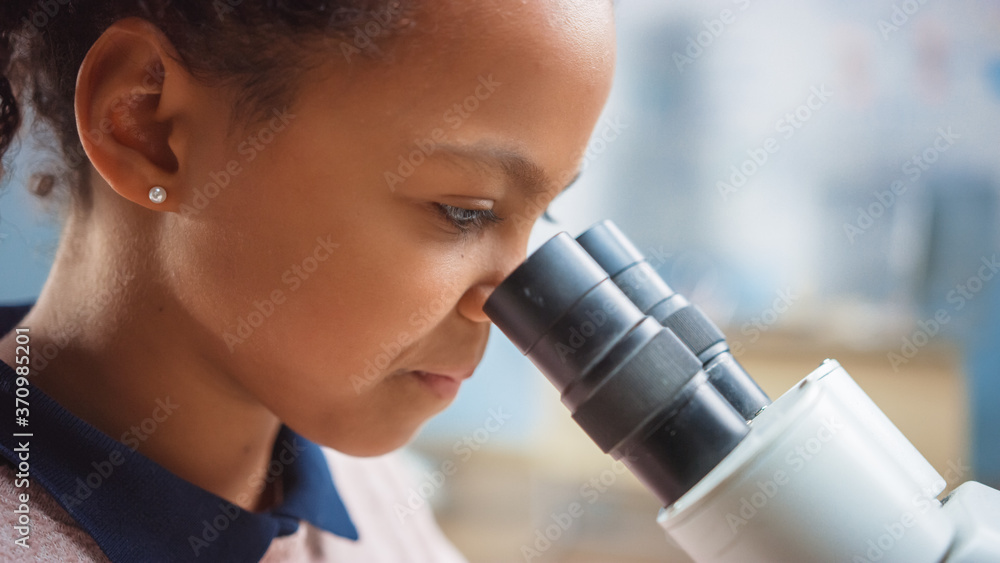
[434,203,503,234]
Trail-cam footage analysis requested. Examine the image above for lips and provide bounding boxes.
[410,368,474,400]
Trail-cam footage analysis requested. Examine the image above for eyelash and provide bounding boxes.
[434,203,503,234]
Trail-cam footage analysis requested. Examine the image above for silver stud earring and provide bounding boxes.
[148,186,167,204]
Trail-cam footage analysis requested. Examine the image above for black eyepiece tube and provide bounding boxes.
[576,221,771,420]
[484,233,749,506]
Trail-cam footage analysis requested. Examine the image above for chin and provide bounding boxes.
[304,417,429,458]
[329,432,418,457]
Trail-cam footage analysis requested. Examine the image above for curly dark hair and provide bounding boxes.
[0,0,413,208]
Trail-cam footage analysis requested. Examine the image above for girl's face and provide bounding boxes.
[163,0,616,455]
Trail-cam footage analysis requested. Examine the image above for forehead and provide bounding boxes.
[404,0,616,80]
[324,0,615,96]
[296,0,615,191]
[364,0,616,133]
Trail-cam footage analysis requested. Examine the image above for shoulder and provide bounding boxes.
[0,462,110,562]
[262,447,468,563]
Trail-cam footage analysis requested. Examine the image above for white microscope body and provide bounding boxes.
[658,359,1000,563]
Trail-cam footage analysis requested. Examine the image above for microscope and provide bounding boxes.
[484,221,1000,563]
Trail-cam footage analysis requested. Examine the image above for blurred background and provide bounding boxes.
[3,0,999,561]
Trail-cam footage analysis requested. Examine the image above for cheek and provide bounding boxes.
[164,124,472,450]
[282,241,459,366]
[235,267,457,456]
[168,183,459,384]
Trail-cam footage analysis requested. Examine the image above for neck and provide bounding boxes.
[0,190,282,512]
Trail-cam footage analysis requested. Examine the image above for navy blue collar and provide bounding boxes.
[0,304,358,562]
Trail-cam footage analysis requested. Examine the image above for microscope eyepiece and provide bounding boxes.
[576,221,771,420]
[485,232,750,505]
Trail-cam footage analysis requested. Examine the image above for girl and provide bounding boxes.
[0,0,616,561]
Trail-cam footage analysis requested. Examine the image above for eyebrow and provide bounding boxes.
[433,143,581,196]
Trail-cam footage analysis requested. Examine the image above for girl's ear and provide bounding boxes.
[75,17,196,213]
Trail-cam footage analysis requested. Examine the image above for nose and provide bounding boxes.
[457,240,528,324]
[457,283,497,324]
